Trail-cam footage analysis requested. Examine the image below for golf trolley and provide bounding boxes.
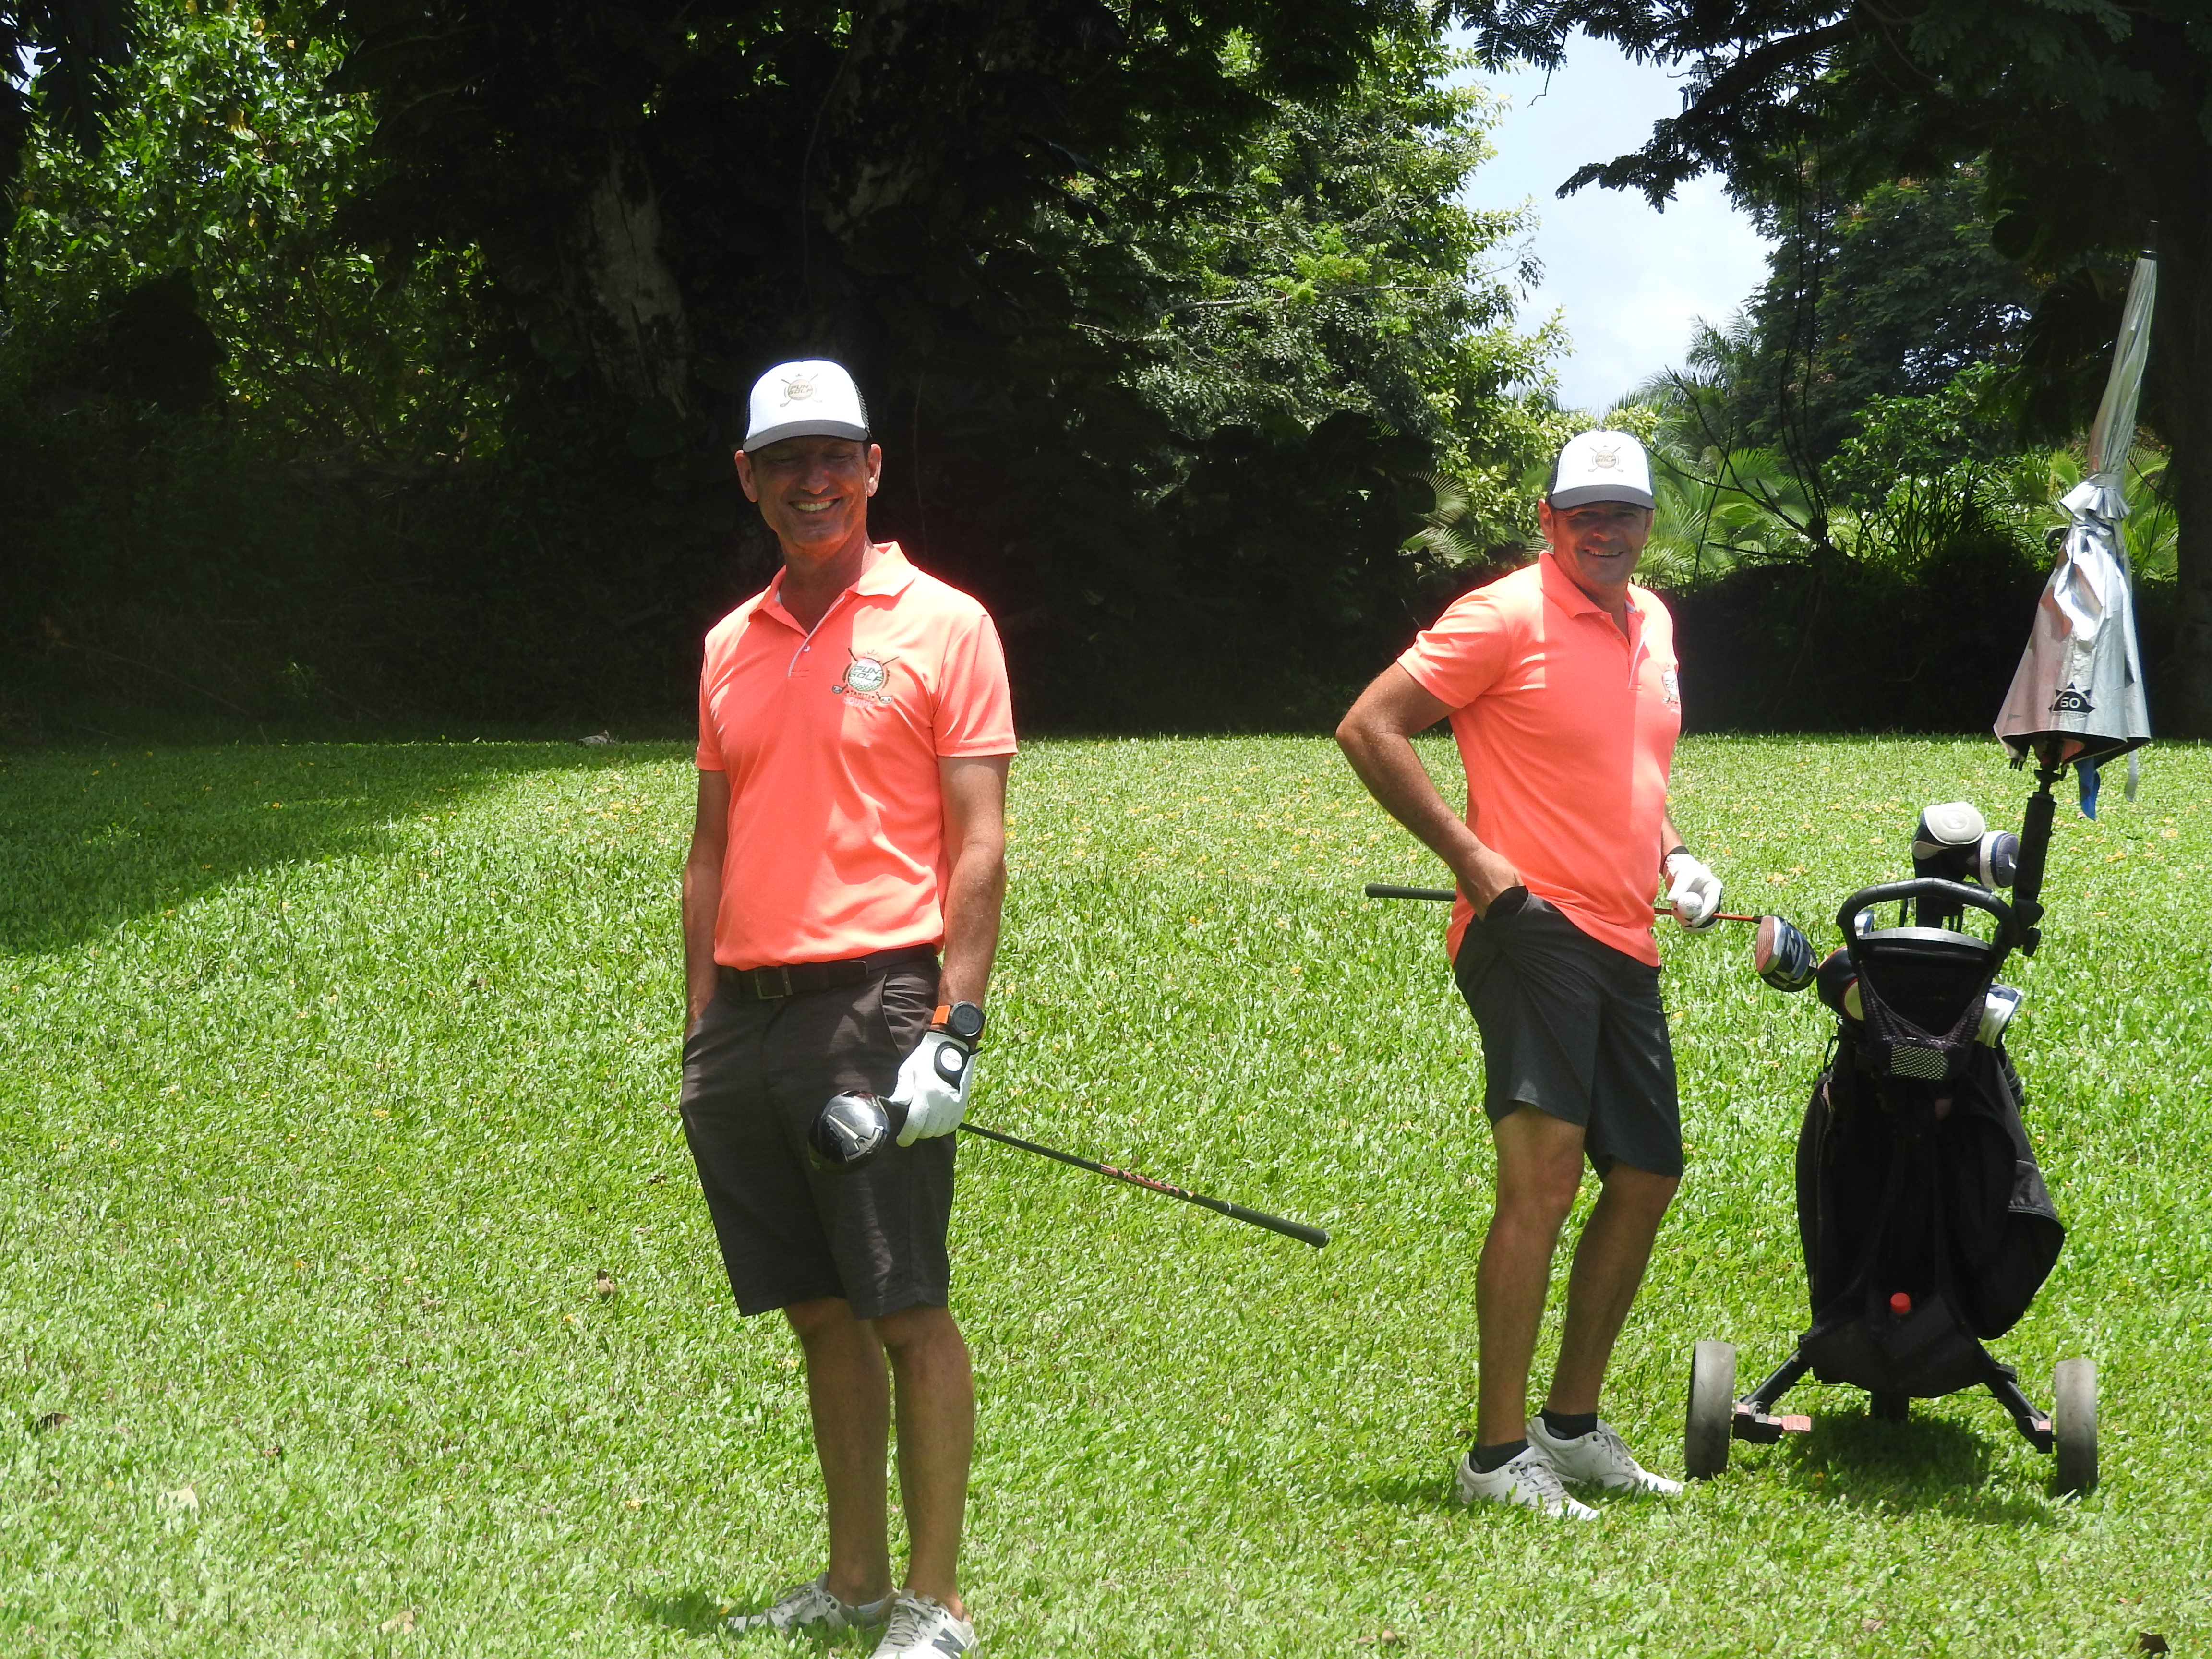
[1687,846,2097,1496]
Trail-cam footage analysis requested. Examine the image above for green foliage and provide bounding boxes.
[1625,355,2068,728]
[0,0,134,231]
[1447,0,2212,730]
[4,0,1564,731]
[7,0,503,452]
[1684,168,2034,469]
[1608,168,2046,620]
[3,735,2210,1650]
[1085,41,1551,463]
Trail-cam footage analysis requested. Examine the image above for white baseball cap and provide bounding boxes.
[1548,429,1654,510]
[743,359,870,453]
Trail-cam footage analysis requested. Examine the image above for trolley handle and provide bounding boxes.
[1837,878,2020,965]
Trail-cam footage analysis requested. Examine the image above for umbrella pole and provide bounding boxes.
[2011,746,2068,956]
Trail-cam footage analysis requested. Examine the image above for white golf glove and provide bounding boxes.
[1665,850,1724,931]
[891,1028,975,1145]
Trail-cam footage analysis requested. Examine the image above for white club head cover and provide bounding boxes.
[1913,801,1987,859]
[891,1030,974,1145]
[1665,851,1723,931]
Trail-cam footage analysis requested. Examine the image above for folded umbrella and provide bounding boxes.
[1994,240,2157,950]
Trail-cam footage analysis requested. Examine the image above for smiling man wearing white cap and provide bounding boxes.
[681,359,1014,1655]
[1336,429,1725,1520]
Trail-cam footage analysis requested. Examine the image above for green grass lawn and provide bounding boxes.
[2,733,2206,1656]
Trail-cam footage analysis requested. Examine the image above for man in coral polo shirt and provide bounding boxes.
[684,360,1012,1657]
[1336,431,1725,1520]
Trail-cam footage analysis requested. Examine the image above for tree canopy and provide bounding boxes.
[1,2,134,228]
[4,0,1560,729]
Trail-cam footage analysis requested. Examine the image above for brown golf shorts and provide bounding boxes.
[1453,889,1683,1177]
[679,958,952,1320]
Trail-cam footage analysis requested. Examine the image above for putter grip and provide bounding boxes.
[1363,883,1455,902]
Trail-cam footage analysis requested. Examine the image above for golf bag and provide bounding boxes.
[1794,890,2063,1395]
[1689,876,2096,1493]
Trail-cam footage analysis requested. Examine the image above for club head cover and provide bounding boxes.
[1913,800,2020,889]
[1978,984,2025,1046]
[808,1091,905,1174]
[1815,948,1863,1022]
[1912,801,1987,860]
[1977,830,2020,888]
[1753,915,1816,992]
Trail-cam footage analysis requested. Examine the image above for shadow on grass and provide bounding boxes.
[1332,1471,1459,1512]
[629,1587,877,1648]
[629,1587,730,1637]
[1766,1407,2067,1526]
[0,739,688,956]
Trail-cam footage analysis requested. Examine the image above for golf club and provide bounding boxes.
[1362,881,1762,924]
[807,1092,1330,1248]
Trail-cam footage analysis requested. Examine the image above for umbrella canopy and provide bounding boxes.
[1994,251,2156,767]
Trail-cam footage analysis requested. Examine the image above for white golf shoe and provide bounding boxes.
[725,1572,891,1635]
[1452,1446,1597,1520]
[1527,1416,1684,1496]
[870,1590,976,1658]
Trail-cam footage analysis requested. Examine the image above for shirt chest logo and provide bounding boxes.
[834,650,896,704]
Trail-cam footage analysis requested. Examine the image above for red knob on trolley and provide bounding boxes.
[1889,1292,1913,1316]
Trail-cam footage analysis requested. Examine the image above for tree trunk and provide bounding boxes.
[2148,204,2212,736]
[568,137,690,411]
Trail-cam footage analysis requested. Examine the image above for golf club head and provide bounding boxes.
[808,1091,906,1175]
[1978,984,2025,1047]
[1753,915,1815,992]
[1815,948,1863,1022]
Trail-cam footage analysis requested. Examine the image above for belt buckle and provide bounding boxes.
[748,965,793,999]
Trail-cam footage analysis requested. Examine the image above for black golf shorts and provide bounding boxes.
[1454,890,1683,1178]
[679,959,952,1320]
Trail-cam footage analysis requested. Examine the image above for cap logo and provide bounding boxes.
[781,374,816,406]
[1590,445,1621,470]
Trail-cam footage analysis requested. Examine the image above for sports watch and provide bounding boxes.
[931,1000,986,1045]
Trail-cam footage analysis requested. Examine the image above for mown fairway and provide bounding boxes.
[1,734,2205,1656]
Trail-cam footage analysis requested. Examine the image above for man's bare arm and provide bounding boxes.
[937,755,1011,1008]
[683,770,732,1033]
[1335,665,1521,916]
[1659,813,1690,891]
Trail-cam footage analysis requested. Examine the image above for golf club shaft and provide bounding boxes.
[1363,882,1758,925]
[958,1123,1329,1248]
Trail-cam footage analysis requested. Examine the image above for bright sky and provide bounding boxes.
[1455,36,1775,415]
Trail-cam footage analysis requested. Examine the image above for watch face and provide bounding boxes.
[948,1001,986,1041]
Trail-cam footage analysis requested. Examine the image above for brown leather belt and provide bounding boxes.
[717,944,938,1002]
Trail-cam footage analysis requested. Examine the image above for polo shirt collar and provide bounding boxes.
[760,541,917,629]
[854,542,918,596]
[1539,550,1644,633]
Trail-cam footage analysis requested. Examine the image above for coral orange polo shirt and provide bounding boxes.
[1398,551,1681,966]
[696,543,1016,971]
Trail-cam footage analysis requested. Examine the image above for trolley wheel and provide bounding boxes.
[2053,1358,2098,1496]
[1685,1340,1737,1480]
[1869,1391,1910,1422]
